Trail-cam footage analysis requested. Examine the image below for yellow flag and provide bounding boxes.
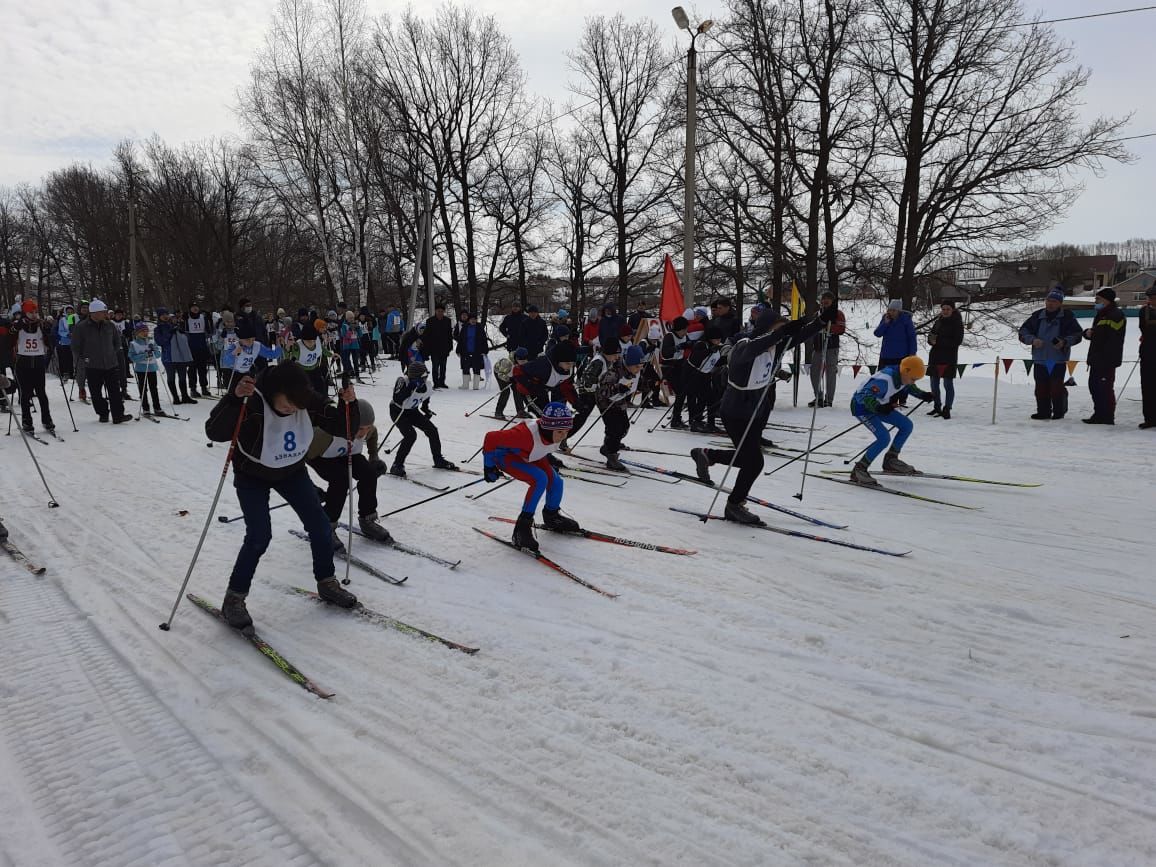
[790,281,803,320]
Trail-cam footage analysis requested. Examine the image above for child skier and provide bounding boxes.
[127,322,162,415]
[205,361,358,629]
[388,361,457,477]
[482,402,581,551]
[596,344,645,470]
[849,355,935,486]
[307,397,393,545]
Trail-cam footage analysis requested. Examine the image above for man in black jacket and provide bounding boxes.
[516,305,549,359]
[1082,287,1127,425]
[690,307,832,525]
[422,303,454,388]
[499,302,526,352]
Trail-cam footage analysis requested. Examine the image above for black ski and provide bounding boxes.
[336,522,461,569]
[1,540,46,575]
[289,588,479,654]
[472,527,619,598]
[287,529,408,585]
[187,593,335,699]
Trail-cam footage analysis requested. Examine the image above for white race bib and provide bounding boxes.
[238,389,313,469]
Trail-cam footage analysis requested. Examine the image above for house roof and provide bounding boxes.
[985,255,1118,291]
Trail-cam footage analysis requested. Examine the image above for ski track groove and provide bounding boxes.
[0,573,319,867]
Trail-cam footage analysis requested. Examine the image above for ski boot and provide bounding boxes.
[690,448,713,484]
[358,513,393,544]
[542,507,581,533]
[882,449,919,475]
[850,459,880,486]
[511,511,539,552]
[604,451,627,472]
[330,522,345,552]
[432,456,458,471]
[316,577,357,608]
[221,591,253,631]
[389,463,407,478]
[724,501,764,526]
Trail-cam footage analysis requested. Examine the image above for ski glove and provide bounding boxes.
[483,464,501,483]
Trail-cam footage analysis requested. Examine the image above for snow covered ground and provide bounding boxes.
[2,344,1155,866]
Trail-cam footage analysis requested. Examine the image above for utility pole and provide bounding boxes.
[672,7,713,303]
[128,200,139,319]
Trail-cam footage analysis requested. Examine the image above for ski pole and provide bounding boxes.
[158,395,249,632]
[465,386,502,417]
[840,403,922,465]
[57,369,79,431]
[6,402,59,508]
[379,477,485,519]
[342,376,354,586]
[794,329,829,501]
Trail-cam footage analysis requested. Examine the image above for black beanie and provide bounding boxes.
[551,341,577,363]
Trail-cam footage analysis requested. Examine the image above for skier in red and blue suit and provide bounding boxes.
[482,402,581,552]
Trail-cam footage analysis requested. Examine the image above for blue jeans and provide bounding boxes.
[228,467,334,594]
[857,410,913,464]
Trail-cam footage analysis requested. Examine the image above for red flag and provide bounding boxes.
[659,255,686,325]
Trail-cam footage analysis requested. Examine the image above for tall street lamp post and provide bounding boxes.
[672,7,713,301]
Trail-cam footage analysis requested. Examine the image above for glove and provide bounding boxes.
[483,463,501,483]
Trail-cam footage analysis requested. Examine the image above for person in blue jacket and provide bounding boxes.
[1018,287,1083,420]
[874,300,918,406]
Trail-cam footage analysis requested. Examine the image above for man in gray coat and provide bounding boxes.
[71,299,132,423]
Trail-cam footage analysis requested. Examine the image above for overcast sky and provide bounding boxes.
[1,0,1151,245]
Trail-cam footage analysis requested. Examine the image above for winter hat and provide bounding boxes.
[88,299,108,313]
[601,337,622,356]
[538,401,574,430]
[21,299,38,314]
[623,345,645,366]
[1095,287,1117,303]
[235,317,256,339]
[887,299,903,312]
[752,308,781,335]
[355,398,375,426]
[672,316,689,332]
[514,347,529,360]
[300,323,318,340]
[1046,288,1065,303]
[551,341,577,364]
[407,361,428,378]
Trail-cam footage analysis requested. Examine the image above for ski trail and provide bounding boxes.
[0,572,320,867]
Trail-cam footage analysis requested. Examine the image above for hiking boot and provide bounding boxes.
[221,591,253,631]
[512,511,539,552]
[358,513,393,543]
[850,459,879,486]
[542,507,581,533]
[389,463,407,478]
[690,448,713,484]
[724,501,764,526]
[604,452,627,472]
[882,449,919,475]
[432,457,458,470]
[316,577,357,609]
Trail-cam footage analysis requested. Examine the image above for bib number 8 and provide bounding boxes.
[283,431,297,452]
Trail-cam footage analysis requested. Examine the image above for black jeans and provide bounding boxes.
[309,454,379,523]
[391,409,443,465]
[703,412,766,505]
[86,366,125,420]
[229,467,333,594]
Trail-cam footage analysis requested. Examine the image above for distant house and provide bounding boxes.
[984,255,1118,298]
[1107,270,1156,307]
